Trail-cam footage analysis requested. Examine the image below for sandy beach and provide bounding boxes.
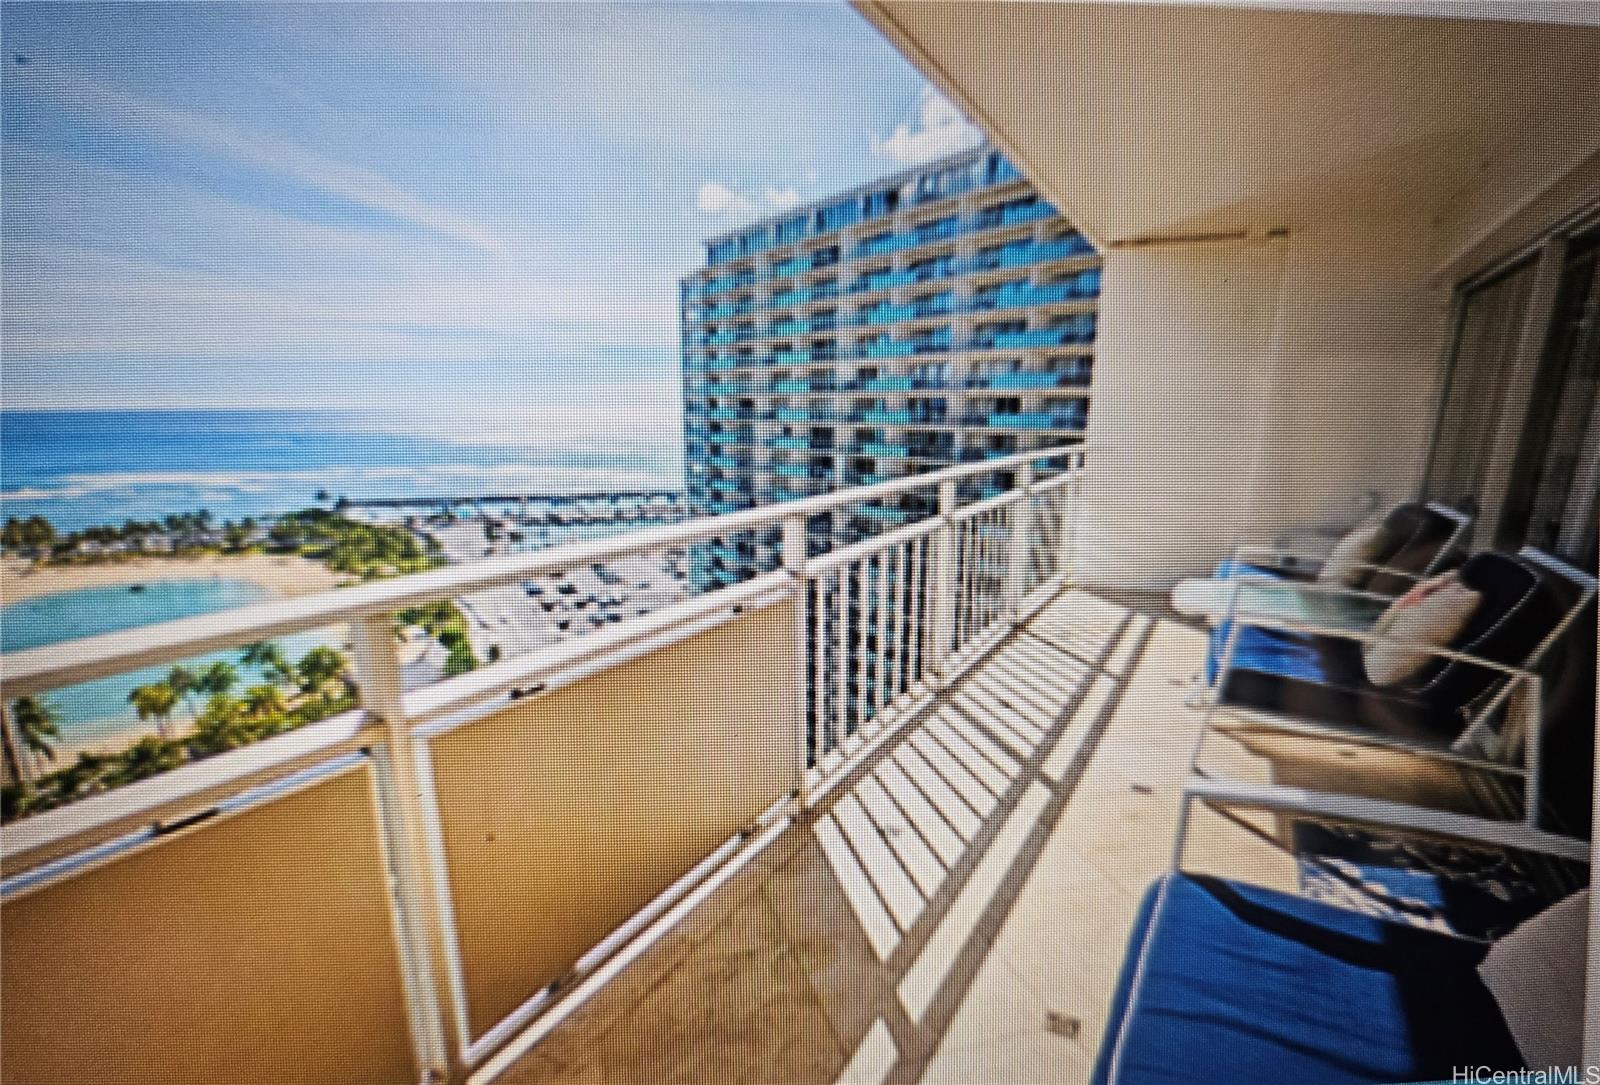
[1,552,350,605]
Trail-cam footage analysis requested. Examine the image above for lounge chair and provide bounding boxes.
[1203,547,1596,833]
[1092,779,1590,1085]
[1215,499,1472,594]
[1183,501,1473,684]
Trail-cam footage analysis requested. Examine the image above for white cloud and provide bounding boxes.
[27,66,508,256]
[695,181,756,215]
[762,186,801,211]
[871,86,984,165]
[696,181,804,217]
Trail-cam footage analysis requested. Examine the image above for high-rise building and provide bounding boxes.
[680,146,1101,590]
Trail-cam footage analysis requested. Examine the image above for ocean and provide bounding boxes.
[1,408,683,531]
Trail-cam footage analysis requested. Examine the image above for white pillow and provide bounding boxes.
[1318,516,1391,587]
[1479,890,1589,1071]
[1363,573,1480,686]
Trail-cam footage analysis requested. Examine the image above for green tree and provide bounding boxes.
[189,695,249,755]
[108,737,183,786]
[444,641,478,677]
[222,521,250,551]
[2,515,56,556]
[240,641,295,686]
[242,684,287,719]
[0,705,28,791]
[296,647,351,703]
[11,696,61,768]
[49,752,111,802]
[165,665,199,712]
[128,682,179,739]
[197,660,238,697]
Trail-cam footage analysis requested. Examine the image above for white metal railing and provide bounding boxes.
[0,442,1087,1084]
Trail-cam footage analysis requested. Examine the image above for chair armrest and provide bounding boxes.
[1215,573,1396,612]
[1214,589,1537,681]
[1232,544,1429,586]
[1179,777,1589,864]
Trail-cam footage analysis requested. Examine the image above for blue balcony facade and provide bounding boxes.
[685,147,1099,594]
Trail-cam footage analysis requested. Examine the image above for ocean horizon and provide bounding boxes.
[1,407,684,532]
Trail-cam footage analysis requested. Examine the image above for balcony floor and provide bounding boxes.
[496,587,1484,1085]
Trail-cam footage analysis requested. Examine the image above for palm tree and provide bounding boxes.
[197,660,238,698]
[165,665,199,713]
[10,696,61,773]
[0,703,30,790]
[190,695,248,755]
[240,641,295,686]
[296,646,350,702]
[128,682,179,740]
[242,684,287,719]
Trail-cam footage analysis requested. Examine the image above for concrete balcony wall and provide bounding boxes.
[1,599,800,1084]
[2,759,419,1085]
[421,598,798,1041]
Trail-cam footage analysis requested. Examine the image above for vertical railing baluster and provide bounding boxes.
[912,536,928,689]
[852,558,870,735]
[811,573,828,759]
[883,553,896,713]
[884,544,900,706]
[929,479,959,681]
[834,569,850,750]
[964,517,978,641]
[965,517,979,642]
[979,515,992,633]
[956,519,968,649]
[981,513,993,630]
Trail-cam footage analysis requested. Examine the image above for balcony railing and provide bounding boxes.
[691,221,1093,305]
[975,368,1090,390]
[0,445,1085,1085]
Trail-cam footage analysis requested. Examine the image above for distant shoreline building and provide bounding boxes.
[680,145,1101,590]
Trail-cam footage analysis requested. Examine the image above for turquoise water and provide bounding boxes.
[1,579,337,746]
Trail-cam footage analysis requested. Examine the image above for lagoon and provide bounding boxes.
[1,578,338,748]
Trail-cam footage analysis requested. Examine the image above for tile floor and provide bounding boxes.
[494,587,1476,1085]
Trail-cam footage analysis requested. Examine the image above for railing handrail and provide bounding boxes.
[0,445,1086,697]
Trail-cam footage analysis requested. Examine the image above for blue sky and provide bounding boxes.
[1,1,983,423]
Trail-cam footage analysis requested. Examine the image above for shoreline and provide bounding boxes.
[1,552,350,605]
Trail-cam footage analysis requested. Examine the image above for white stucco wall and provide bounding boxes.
[1078,225,1451,588]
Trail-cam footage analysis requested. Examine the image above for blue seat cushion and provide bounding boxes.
[1205,620,1329,684]
[1092,874,1523,1085]
[1213,558,1291,582]
[1204,560,1330,684]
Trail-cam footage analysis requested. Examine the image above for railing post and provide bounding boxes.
[1004,462,1035,619]
[1059,451,1084,583]
[781,514,812,806]
[0,701,34,790]
[350,616,459,1084]
[929,479,960,682]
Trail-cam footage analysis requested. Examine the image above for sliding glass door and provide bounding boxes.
[1425,221,1599,570]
